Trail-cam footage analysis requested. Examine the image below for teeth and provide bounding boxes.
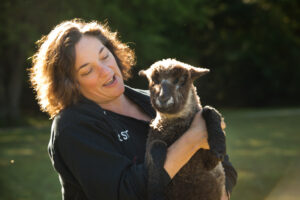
[104,76,115,86]
[108,78,113,83]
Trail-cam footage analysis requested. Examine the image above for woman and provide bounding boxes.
[30,19,237,200]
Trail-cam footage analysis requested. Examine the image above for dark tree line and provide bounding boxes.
[1,0,299,126]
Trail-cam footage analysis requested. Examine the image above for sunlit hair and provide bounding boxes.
[29,19,136,118]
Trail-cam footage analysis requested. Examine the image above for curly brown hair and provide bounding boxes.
[29,19,136,118]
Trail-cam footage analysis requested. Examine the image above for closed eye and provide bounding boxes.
[81,67,93,76]
[98,46,110,60]
[102,53,109,60]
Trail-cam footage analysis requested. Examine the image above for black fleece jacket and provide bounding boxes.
[48,86,237,200]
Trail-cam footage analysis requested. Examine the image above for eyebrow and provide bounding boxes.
[99,46,104,54]
[77,46,105,71]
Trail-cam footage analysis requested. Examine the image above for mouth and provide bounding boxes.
[155,105,175,114]
[103,75,116,87]
[153,98,176,114]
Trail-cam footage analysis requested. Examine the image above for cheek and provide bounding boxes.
[150,86,158,98]
[177,87,188,101]
[79,77,99,90]
[152,84,160,94]
[108,55,122,73]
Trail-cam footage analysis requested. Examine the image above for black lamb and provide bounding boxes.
[139,58,227,200]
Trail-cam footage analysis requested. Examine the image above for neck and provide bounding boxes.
[99,94,151,121]
[99,94,128,114]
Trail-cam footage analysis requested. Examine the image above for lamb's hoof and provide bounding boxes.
[202,105,222,122]
[204,158,219,170]
[203,150,223,170]
[149,140,167,166]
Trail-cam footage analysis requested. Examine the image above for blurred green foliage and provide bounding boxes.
[1,108,300,199]
[1,0,299,118]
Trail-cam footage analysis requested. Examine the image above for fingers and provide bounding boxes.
[221,118,226,130]
[188,111,210,150]
[220,188,229,200]
[200,138,210,150]
[190,111,207,133]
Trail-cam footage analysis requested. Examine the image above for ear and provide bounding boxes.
[190,67,210,80]
[138,69,151,80]
[138,70,147,77]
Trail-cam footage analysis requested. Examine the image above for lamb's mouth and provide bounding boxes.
[154,98,177,113]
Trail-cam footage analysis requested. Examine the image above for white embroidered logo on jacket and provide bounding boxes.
[118,130,130,142]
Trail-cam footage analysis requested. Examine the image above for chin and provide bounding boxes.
[117,83,125,94]
[109,78,124,93]
[116,77,125,90]
[153,104,178,114]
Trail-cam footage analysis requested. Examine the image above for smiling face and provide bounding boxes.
[74,35,125,105]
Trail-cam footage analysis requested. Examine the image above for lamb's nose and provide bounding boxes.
[159,95,170,104]
[158,83,173,105]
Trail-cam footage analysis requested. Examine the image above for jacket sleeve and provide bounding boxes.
[222,154,238,195]
[54,122,170,200]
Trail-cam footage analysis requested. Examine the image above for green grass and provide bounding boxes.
[223,108,300,200]
[0,108,300,200]
[0,122,60,200]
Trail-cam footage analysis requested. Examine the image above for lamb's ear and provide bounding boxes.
[138,69,151,80]
[190,67,210,80]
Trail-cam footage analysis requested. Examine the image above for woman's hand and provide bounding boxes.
[163,109,224,178]
[221,190,230,200]
[164,110,209,178]
[187,110,210,150]
[221,118,226,130]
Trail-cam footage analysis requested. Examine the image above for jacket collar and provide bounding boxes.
[124,85,155,118]
[78,85,156,118]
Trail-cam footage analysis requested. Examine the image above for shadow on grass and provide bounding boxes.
[223,108,300,200]
[0,121,61,200]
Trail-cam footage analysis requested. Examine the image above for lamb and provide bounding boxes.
[139,58,227,200]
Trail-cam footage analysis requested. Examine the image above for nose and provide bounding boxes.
[159,96,171,105]
[97,62,113,77]
[158,84,171,103]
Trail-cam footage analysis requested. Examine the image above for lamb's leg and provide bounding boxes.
[201,106,226,169]
[145,139,168,200]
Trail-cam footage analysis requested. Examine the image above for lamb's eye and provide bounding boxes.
[173,77,179,84]
[179,77,186,86]
[152,76,160,84]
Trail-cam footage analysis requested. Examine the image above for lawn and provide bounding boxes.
[0,108,300,200]
[224,108,300,200]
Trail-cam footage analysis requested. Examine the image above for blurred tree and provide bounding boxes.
[0,0,75,125]
[0,0,299,126]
